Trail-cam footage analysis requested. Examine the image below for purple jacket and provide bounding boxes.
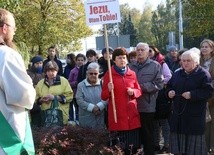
[68,66,80,95]
[162,62,172,84]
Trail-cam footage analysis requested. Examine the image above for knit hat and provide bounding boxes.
[102,47,114,55]
[31,55,43,65]
[169,46,177,52]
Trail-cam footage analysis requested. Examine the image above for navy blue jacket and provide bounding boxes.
[166,66,213,135]
[63,64,75,79]
[77,61,91,83]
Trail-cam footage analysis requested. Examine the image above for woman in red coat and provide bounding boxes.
[101,47,142,154]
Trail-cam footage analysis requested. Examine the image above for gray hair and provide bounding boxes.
[44,60,59,72]
[87,62,100,71]
[181,47,200,65]
[136,42,149,52]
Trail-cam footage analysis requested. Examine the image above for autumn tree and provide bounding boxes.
[119,13,138,47]
[0,0,92,57]
[151,0,177,53]
[98,3,140,47]
[0,0,32,64]
[182,0,214,48]
[137,4,155,46]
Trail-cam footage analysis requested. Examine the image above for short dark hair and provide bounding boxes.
[149,45,161,55]
[178,48,188,56]
[67,53,76,61]
[48,45,57,51]
[44,61,59,73]
[112,47,128,61]
[102,47,114,55]
[86,49,96,57]
[128,51,137,57]
[76,53,86,61]
[128,51,137,63]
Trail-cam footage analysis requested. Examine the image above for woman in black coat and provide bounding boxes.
[166,48,214,155]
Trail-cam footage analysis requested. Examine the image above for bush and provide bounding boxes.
[32,126,124,155]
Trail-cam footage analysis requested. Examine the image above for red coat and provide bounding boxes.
[101,66,142,131]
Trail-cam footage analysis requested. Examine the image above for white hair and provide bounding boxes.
[136,42,149,52]
[181,47,200,64]
[189,47,201,56]
[87,62,100,71]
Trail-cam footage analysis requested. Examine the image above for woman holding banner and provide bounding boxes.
[101,47,142,155]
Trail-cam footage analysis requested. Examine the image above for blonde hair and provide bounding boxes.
[0,8,13,26]
[200,39,214,57]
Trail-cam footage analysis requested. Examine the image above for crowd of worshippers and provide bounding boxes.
[1,7,213,155]
[28,40,214,155]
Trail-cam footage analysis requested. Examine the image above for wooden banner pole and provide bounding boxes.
[104,24,117,123]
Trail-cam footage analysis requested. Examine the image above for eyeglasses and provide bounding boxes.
[89,72,98,75]
[1,23,17,31]
[137,48,146,52]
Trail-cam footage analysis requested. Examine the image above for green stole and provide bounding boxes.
[0,111,35,155]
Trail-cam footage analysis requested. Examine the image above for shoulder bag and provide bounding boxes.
[41,96,64,127]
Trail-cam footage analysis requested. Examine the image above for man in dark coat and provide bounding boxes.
[77,49,97,83]
[98,47,114,78]
[43,45,63,75]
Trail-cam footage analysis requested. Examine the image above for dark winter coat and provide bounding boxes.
[63,64,75,79]
[98,57,114,78]
[165,56,180,73]
[77,61,91,83]
[166,66,214,135]
[27,67,45,87]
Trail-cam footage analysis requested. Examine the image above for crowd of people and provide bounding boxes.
[25,41,214,155]
[0,8,214,155]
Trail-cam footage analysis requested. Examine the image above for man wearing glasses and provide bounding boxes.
[0,8,36,154]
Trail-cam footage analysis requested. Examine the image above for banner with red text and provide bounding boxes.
[84,0,121,26]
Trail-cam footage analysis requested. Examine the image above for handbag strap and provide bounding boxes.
[0,111,35,155]
[52,95,59,109]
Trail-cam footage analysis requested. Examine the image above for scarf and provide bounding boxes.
[113,65,127,76]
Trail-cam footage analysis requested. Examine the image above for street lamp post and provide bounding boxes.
[179,0,184,49]
[117,22,120,47]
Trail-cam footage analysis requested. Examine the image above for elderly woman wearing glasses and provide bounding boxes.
[76,62,107,129]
